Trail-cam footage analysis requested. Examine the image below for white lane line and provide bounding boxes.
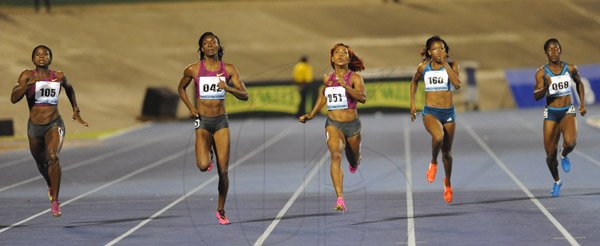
[107,126,295,246]
[508,113,600,168]
[404,121,416,246]
[463,123,580,246]
[254,152,328,246]
[97,122,153,141]
[0,156,30,169]
[0,148,191,234]
[0,134,169,193]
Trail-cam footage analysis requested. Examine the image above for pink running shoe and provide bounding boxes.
[51,201,61,217]
[349,163,359,174]
[334,197,347,211]
[206,162,214,172]
[216,210,230,225]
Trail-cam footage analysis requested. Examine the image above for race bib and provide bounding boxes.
[34,81,61,105]
[548,73,572,97]
[325,86,348,110]
[198,76,226,100]
[423,70,449,92]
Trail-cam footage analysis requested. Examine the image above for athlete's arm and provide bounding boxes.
[446,59,461,89]
[533,67,549,101]
[299,76,327,123]
[342,73,366,103]
[221,63,248,101]
[178,65,199,118]
[570,64,586,116]
[10,70,36,104]
[61,72,89,127]
[409,64,424,121]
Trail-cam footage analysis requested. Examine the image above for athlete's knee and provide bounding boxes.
[563,140,576,150]
[545,156,558,166]
[432,135,444,146]
[47,153,59,165]
[330,151,342,163]
[442,151,453,161]
[195,160,211,172]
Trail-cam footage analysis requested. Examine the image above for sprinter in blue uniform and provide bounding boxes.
[534,38,586,197]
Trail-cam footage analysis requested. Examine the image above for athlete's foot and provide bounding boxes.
[334,197,347,211]
[349,163,359,174]
[560,153,571,173]
[51,201,61,217]
[216,210,230,225]
[426,162,437,183]
[550,181,562,197]
[443,178,453,204]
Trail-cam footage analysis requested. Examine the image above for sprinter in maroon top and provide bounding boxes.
[299,43,366,211]
[11,45,89,217]
[177,32,248,225]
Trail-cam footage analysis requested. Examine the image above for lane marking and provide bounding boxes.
[0,148,191,234]
[0,133,171,193]
[254,152,328,246]
[107,126,295,246]
[463,122,580,246]
[0,156,30,169]
[404,120,416,246]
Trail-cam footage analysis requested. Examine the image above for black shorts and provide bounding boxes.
[27,116,65,139]
[325,118,361,138]
[194,114,229,134]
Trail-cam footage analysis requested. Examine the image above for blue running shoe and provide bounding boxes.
[550,181,562,197]
[561,155,571,173]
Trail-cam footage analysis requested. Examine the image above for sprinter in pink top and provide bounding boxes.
[11,45,89,217]
[177,32,248,225]
[299,43,366,211]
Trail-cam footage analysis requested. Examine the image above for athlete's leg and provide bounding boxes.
[194,129,213,171]
[441,122,456,187]
[45,125,64,202]
[559,115,577,157]
[29,138,51,187]
[543,120,561,181]
[423,114,444,164]
[326,126,346,198]
[344,133,361,169]
[213,128,230,212]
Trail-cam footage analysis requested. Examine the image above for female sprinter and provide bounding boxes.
[299,43,366,211]
[11,45,89,217]
[177,32,248,224]
[534,38,586,197]
[409,36,462,204]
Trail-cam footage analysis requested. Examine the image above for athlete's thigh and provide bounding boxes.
[44,125,64,157]
[423,114,444,139]
[558,115,577,143]
[326,126,345,153]
[345,133,361,156]
[28,137,46,162]
[213,128,231,166]
[441,122,456,152]
[195,128,213,162]
[543,120,560,152]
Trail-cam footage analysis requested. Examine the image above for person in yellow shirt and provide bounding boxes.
[294,55,314,117]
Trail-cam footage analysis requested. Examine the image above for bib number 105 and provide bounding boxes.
[40,88,56,97]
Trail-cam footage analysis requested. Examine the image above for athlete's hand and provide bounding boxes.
[217,78,228,91]
[410,106,417,122]
[580,105,587,116]
[298,114,313,123]
[25,73,40,87]
[72,111,89,127]
[189,108,199,118]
